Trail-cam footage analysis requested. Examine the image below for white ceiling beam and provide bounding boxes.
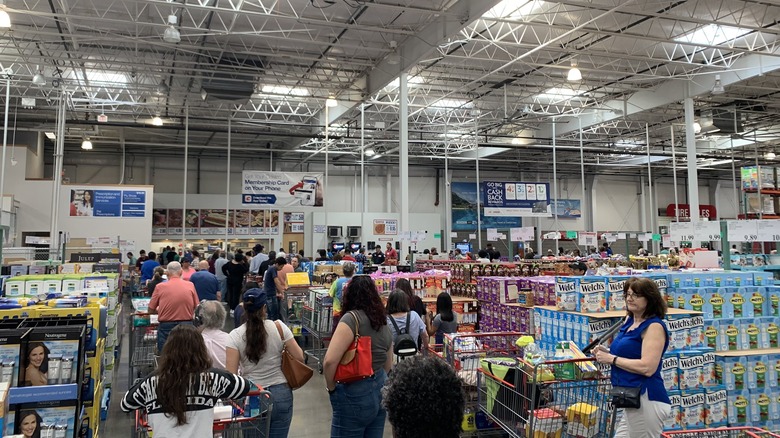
[321,0,505,127]
[536,48,780,140]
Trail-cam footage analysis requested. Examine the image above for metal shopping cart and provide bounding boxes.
[661,427,780,438]
[129,298,158,387]
[478,357,614,438]
[134,390,273,438]
[301,289,332,373]
[433,332,528,437]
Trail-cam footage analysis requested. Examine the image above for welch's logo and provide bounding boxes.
[662,356,679,370]
[589,319,614,333]
[706,390,727,404]
[654,278,669,289]
[609,280,626,293]
[669,394,682,405]
[679,356,705,369]
[681,392,705,407]
[581,281,606,293]
[556,281,577,293]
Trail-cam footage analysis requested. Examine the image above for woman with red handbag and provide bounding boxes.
[323,275,393,438]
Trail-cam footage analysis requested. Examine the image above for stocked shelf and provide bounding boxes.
[422,296,477,304]
[743,188,780,196]
[714,347,780,357]
[738,213,780,219]
[535,305,702,319]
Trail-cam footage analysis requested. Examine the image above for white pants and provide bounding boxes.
[613,392,671,438]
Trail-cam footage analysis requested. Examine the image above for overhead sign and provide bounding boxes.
[756,220,780,242]
[242,171,324,207]
[451,182,521,231]
[670,222,695,242]
[510,227,535,242]
[693,221,721,241]
[483,181,551,217]
[578,232,597,247]
[665,204,717,219]
[69,188,147,218]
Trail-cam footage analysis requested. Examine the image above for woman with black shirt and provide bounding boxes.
[222,252,249,312]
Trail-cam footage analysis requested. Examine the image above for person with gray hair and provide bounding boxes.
[149,261,199,352]
[195,300,231,370]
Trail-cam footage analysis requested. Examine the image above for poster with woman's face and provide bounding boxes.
[69,189,94,217]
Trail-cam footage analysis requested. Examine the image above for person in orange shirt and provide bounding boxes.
[385,242,398,265]
[149,261,200,352]
[277,257,295,321]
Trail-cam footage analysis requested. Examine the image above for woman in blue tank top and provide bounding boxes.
[595,277,671,437]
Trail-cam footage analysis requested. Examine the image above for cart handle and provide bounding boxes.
[661,426,780,438]
[477,367,517,389]
[133,389,269,430]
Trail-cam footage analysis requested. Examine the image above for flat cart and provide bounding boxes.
[129,298,158,387]
[662,427,780,438]
[301,288,332,373]
[478,356,614,438]
[431,332,526,436]
[134,389,273,438]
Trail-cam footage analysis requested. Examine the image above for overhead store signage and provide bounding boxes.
[756,220,780,242]
[727,220,758,242]
[69,188,146,218]
[373,219,398,235]
[241,171,324,207]
[451,182,521,231]
[550,199,582,218]
[693,221,721,241]
[483,181,551,217]
[665,204,716,219]
[152,208,280,236]
[578,232,597,247]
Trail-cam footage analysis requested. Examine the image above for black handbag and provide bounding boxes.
[610,386,641,409]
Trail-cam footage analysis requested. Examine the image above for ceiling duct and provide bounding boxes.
[200,55,265,103]
[711,108,742,134]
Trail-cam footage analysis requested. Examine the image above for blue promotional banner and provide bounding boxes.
[93,190,122,217]
[482,181,551,217]
[451,182,521,231]
[550,199,582,218]
[69,188,147,218]
[242,171,324,207]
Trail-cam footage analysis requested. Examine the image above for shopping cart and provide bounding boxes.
[477,356,613,438]
[661,427,780,438]
[301,291,332,373]
[433,332,527,436]
[129,300,159,386]
[134,390,273,438]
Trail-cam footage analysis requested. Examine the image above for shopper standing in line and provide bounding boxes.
[207,250,219,274]
[594,277,671,438]
[214,252,229,301]
[148,262,200,352]
[249,244,268,274]
[180,254,195,281]
[140,251,160,283]
[195,300,231,370]
[135,250,148,271]
[426,292,457,345]
[315,249,329,262]
[258,251,277,278]
[122,325,252,438]
[147,267,166,296]
[323,276,393,438]
[263,257,287,321]
[383,355,465,438]
[328,262,355,334]
[297,249,309,263]
[394,278,425,317]
[222,253,249,315]
[226,289,304,438]
[386,290,429,354]
[190,261,220,302]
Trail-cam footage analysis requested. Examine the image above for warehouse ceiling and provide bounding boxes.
[1,0,780,175]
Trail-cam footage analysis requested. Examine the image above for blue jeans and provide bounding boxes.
[157,321,193,352]
[218,278,228,302]
[329,369,387,438]
[267,383,293,438]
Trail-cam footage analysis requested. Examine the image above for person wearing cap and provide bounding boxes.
[249,244,267,274]
[180,254,196,281]
[569,261,588,276]
[148,261,200,352]
[226,288,305,438]
[190,261,221,302]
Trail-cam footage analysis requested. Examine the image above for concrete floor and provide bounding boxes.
[101,299,392,437]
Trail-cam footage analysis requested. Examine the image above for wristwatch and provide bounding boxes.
[612,356,618,366]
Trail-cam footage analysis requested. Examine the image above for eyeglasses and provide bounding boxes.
[624,291,643,300]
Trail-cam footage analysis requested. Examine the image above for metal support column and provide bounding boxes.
[225,116,231,246]
[399,73,410,256]
[684,97,700,221]
[182,104,189,250]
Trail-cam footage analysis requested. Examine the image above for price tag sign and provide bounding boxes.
[510,227,535,241]
[662,235,672,247]
[694,221,721,242]
[578,232,597,247]
[756,220,780,242]
[727,220,759,242]
[670,222,695,242]
[543,232,560,240]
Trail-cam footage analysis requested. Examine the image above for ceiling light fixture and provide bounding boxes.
[766,152,776,160]
[156,80,169,95]
[326,96,338,107]
[712,74,725,95]
[364,148,376,156]
[0,0,11,28]
[44,132,55,140]
[693,122,702,134]
[163,15,180,43]
[31,66,45,86]
[81,139,93,150]
[567,60,582,82]
[152,116,164,126]
[387,40,400,65]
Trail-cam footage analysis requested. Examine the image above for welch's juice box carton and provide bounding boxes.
[704,386,728,427]
[680,391,706,430]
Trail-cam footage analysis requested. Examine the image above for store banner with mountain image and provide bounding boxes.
[451,182,521,231]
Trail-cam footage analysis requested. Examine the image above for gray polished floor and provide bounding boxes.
[102,300,392,437]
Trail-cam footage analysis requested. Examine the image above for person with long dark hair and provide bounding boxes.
[226,288,305,438]
[426,292,457,345]
[386,290,429,355]
[323,275,393,438]
[17,410,42,438]
[121,325,251,438]
[394,278,425,317]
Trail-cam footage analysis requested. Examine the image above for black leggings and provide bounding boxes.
[226,282,243,310]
